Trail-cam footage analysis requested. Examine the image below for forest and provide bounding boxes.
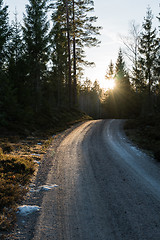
[0,0,159,234]
[0,0,159,130]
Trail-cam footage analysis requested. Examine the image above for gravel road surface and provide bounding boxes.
[12,120,160,239]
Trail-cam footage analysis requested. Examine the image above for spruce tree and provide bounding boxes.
[23,0,50,113]
[0,0,15,124]
[0,0,9,68]
[113,49,131,117]
[105,60,114,80]
[155,12,160,93]
[115,49,130,90]
[138,7,159,96]
[7,11,25,104]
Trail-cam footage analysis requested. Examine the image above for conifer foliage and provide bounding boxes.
[23,0,50,113]
[0,0,101,126]
[0,0,9,68]
[138,8,159,96]
[50,0,101,107]
[103,7,160,118]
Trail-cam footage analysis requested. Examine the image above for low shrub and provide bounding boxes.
[0,151,34,231]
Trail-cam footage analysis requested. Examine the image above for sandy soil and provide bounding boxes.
[9,120,160,240]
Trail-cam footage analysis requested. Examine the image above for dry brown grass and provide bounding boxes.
[0,134,51,233]
[0,110,92,236]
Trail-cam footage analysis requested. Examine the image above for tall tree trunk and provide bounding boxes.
[35,62,41,113]
[65,0,72,107]
[72,0,77,106]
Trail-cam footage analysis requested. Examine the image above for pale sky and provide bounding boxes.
[5,0,160,87]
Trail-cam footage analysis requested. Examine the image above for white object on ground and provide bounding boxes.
[30,184,58,193]
[18,205,41,216]
[38,184,58,191]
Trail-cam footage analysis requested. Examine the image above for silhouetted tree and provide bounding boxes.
[50,2,68,108]
[50,0,101,107]
[0,0,9,68]
[0,1,17,124]
[7,11,26,107]
[138,7,159,96]
[105,60,114,80]
[23,0,50,113]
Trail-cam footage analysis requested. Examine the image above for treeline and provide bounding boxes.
[0,1,159,125]
[0,0,101,127]
[102,7,160,118]
[79,79,102,119]
[75,7,160,119]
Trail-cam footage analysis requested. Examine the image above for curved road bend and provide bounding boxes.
[30,120,160,239]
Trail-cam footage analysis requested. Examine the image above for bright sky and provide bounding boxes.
[4,0,160,88]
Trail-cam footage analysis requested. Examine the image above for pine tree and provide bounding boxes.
[50,8,68,108]
[23,0,50,113]
[50,0,69,108]
[50,0,101,107]
[71,0,101,105]
[65,0,72,107]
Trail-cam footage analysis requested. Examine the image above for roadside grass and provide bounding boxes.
[0,109,91,235]
[124,115,160,161]
[0,148,35,231]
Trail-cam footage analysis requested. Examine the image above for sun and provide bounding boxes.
[101,78,115,90]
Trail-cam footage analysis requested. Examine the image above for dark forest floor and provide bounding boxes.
[124,115,160,161]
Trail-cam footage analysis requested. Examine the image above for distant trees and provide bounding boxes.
[105,60,114,80]
[102,7,160,118]
[114,49,130,90]
[102,49,134,118]
[79,79,101,118]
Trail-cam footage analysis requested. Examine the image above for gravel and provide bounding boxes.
[8,120,160,240]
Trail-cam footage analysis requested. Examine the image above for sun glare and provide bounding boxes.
[101,78,115,90]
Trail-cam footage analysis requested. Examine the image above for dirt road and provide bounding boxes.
[14,120,160,239]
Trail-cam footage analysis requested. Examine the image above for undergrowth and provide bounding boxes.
[0,147,35,231]
[124,114,160,161]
